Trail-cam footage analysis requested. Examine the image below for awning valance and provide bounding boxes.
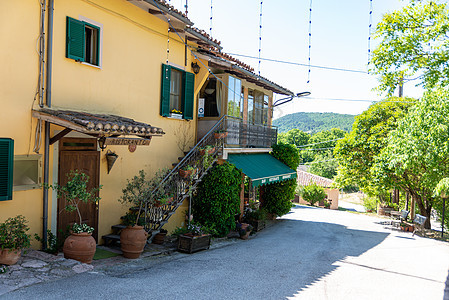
[227,153,297,187]
[32,108,165,139]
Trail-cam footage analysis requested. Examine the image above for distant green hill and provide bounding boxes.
[273,112,355,133]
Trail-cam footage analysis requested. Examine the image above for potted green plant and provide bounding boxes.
[237,223,253,240]
[0,215,31,265]
[177,223,211,253]
[199,145,216,156]
[119,170,151,259]
[179,165,195,179]
[245,208,267,232]
[152,228,168,245]
[45,170,101,264]
[214,129,228,139]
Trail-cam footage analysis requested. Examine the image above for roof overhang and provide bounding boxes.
[196,52,294,96]
[32,108,165,143]
[185,27,223,51]
[128,0,193,30]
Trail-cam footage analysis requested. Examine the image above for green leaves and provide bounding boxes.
[45,170,102,230]
[371,1,449,94]
[0,215,31,250]
[192,163,241,237]
[334,97,413,193]
[301,183,326,206]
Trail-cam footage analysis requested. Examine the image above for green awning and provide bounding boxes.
[227,153,297,187]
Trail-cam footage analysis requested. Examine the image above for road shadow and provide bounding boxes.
[117,208,391,300]
[445,270,449,300]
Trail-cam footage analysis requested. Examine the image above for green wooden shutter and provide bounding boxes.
[160,64,171,117]
[0,138,14,201]
[182,71,195,120]
[66,16,85,62]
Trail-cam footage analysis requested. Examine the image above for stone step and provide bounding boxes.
[102,234,120,246]
[111,224,126,231]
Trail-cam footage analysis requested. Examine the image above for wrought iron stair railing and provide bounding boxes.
[142,115,227,238]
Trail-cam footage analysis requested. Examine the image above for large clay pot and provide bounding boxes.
[120,226,148,259]
[63,232,96,264]
[0,248,21,265]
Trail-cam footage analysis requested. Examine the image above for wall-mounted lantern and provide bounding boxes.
[191,62,200,75]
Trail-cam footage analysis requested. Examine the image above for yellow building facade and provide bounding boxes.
[1,0,295,249]
[1,0,209,248]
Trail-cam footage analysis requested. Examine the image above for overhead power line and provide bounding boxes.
[296,138,344,148]
[227,53,368,74]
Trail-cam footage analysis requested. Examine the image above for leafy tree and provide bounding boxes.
[301,183,326,206]
[371,0,449,94]
[192,163,241,237]
[308,152,339,179]
[273,112,354,133]
[372,89,449,228]
[277,129,310,148]
[334,97,413,195]
[261,143,300,217]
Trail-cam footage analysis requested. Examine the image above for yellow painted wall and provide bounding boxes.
[0,0,47,248]
[0,0,209,248]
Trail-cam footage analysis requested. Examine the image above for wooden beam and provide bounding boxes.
[49,128,72,145]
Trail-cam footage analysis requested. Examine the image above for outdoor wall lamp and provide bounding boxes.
[98,136,107,151]
[271,91,311,107]
[191,62,201,74]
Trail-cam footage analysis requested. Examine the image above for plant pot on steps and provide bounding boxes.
[120,225,148,259]
[152,232,167,245]
[0,248,22,265]
[63,232,96,264]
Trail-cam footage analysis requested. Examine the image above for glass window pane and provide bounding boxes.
[170,69,182,111]
[248,90,254,124]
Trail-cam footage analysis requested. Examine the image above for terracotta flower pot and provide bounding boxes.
[152,232,167,245]
[214,132,228,139]
[239,223,251,240]
[199,147,216,155]
[120,225,148,259]
[0,248,22,265]
[179,169,193,178]
[63,232,96,264]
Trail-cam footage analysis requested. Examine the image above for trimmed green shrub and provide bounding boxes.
[302,183,326,206]
[192,162,241,237]
[261,143,300,217]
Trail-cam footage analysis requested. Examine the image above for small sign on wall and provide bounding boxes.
[198,98,205,118]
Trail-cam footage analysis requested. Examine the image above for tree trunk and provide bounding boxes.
[412,193,431,229]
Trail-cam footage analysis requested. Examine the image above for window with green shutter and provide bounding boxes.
[66,16,101,66]
[0,138,14,201]
[160,64,195,120]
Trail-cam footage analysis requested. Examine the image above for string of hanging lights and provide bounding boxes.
[368,0,373,72]
[258,1,263,77]
[307,0,313,84]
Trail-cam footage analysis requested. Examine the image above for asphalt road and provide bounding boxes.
[4,205,449,300]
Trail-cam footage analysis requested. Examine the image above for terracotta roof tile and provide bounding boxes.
[296,170,334,188]
[33,108,165,138]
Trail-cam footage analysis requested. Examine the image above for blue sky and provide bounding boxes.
[169,0,421,117]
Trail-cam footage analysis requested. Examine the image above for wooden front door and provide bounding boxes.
[58,138,100,241]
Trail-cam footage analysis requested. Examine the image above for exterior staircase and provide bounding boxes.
[102,116,227,246]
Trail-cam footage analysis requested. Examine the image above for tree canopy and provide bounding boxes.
[372,89,449,228]
[371,0,449,95]
[334,97,413,195]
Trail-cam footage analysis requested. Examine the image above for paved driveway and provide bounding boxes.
[3,205,449,299]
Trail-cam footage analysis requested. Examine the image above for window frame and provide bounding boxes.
[160,64,195,120]
[66,16,103,68]
[0,138,14,201]
[13,154,42,192]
